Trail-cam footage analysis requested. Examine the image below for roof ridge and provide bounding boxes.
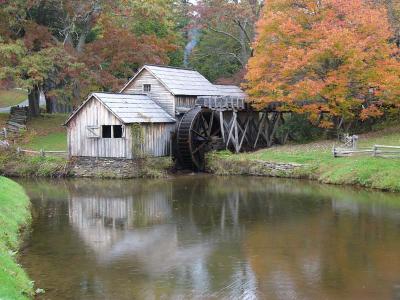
[93,92,148,96]
[144,64,196,71]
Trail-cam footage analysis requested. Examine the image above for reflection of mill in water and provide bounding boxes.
[68,188,174,258]
[66,180,248,288]
[66,179,313,297]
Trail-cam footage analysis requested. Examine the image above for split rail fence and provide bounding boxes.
[333,145,400,158]
[16,147,67,158]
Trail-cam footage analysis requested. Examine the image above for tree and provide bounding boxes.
[372,0,400,46]
[245,0,400,127]
[189,0,263,83]
[0,0,185,115]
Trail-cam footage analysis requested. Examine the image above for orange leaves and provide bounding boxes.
[360,105,384,120]
[245,0,400,122]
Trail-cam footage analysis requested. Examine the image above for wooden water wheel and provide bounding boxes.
[176,107,223,171]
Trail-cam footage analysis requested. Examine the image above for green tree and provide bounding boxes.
[189,0,263,83]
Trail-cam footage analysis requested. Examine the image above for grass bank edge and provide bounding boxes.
[0,149,172,179]
[206,129,400,193]
[0,176,34,300]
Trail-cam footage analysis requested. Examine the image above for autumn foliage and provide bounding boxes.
[245,0,400,125]
[0,0,182,112]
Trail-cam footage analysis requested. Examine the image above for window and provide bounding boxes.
[86,126,100,138]
[101,125,124,138]
[113,125,123,138]
[102,125,112,138]
[143,84,151,92]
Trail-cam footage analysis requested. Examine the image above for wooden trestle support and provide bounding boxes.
[174,96,288,171]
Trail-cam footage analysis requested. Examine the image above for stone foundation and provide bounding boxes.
[206,156,306,178]
[68,156,171,178]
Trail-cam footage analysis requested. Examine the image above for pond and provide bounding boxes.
[19,176,400,300]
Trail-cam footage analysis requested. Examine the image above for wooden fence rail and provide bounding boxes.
[333,144,400,158]
[16,147,67,157]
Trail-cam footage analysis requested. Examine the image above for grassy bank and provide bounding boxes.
[0,177,33,300]
[0,150,68,178]
[19,114,67,151]
[207,126,400,192]
[0,149,172,179]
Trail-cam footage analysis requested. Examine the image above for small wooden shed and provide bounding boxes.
[65,93,176,159]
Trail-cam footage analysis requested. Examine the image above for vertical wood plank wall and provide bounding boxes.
[175,96,197,108]
[67,97,175,158]
[123,70,176,116]
[141,123,175,157]
[68,97,132,158]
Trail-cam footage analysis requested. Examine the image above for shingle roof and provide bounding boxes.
[121,65,221,96]
[65,93,176,125]
[214,85,247,98]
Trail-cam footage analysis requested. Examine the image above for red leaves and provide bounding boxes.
[23,22,55,51]
[81,20,174,91]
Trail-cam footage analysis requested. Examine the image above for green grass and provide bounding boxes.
[0,113,8,128]
[0,177,33,300]
[25,132,67,151]
[209,126,400,191]
[0,90,27,108]
[18,114,68,151]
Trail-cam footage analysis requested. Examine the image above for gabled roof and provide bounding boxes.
[65,93,176,125]
[214,85,247,98]
[120,65,221,96]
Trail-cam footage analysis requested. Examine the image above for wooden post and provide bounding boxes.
[17,147,21,154]
[238,117,250,151]
[254,112,266,149]
[233,111,239,153]
[219,111,225,143]
[373,145,377,157]
[226,113,236,148]
[267,112,280,147]
[40,149,45,157]
[3,127,7,139]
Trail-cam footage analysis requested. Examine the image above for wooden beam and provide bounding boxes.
[219,111,225,143]
[233,111,239,153]
[238,117,250,151]
[254,112,266,149]
[226,112,236,148]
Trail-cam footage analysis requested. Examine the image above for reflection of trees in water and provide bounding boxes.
[21,176,400,299]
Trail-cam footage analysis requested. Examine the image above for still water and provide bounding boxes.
[18,176,400,300]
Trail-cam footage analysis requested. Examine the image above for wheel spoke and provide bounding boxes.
[200,114,210,137]
[192,142,207,154]
[191,129,207,140]
[207,111,214,136]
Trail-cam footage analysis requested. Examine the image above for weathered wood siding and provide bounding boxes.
[140,123,175,157]
[68,97,133,158]
[67,97,175,158]
[123,70,175,116]
[175,96,197,108]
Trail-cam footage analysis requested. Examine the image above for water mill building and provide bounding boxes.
[65,65,246,163]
